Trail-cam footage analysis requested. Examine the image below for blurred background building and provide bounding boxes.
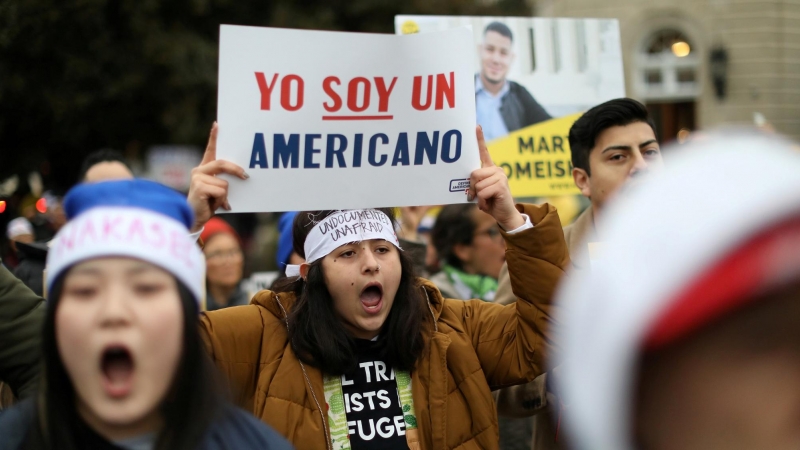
[534,0,799,143]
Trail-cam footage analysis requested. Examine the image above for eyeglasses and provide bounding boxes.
[205,248,243,261]
[474,226,502,241]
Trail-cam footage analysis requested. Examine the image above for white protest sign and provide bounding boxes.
[217,25,479,213]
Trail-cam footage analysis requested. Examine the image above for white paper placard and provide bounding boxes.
[217,25,480,213]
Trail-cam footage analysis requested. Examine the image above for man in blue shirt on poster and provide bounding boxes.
[476,22,551,141]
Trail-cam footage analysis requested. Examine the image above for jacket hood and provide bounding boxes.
[554,131,800,450]
[252,277,446,323]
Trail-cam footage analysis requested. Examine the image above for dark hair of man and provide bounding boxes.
[568,98,657,176]
[32,277,226,450]
[431,203,477,271]
[273,209,428,375]
[484,21,513,42]
[78,149,132,181]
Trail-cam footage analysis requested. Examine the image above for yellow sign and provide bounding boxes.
[400,20,419,35]
[488,113,583,197]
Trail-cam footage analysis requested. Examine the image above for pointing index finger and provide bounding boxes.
[477,125,495,168]
[201,122,218,165]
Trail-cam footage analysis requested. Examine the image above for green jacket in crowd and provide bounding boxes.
[0,265,44,400]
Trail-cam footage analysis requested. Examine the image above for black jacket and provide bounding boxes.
[12,242,48,297]
[499,81,552,132]
[0,398,295,450]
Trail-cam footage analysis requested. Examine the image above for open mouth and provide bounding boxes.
[100,345,134,398]
[360,283,384,313]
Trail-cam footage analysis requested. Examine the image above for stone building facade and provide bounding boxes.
[534,0,800,142]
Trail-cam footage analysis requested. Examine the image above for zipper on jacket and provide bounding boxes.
[273,294,333,450]
[422,286,438,332]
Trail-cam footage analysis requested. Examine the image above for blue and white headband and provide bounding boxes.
[46,180,205,303]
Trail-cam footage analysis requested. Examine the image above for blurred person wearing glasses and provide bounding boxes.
[200,218,249,311]
[429,204,506,301]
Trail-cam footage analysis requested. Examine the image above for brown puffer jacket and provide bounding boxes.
[199,204,568,449]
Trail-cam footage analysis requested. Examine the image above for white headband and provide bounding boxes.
[285,209,402,277]
[47,207,206,303]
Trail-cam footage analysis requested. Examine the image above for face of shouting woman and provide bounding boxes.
[56,257,184,440]
[320,239,402,340]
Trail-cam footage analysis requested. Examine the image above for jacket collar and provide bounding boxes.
[475,74,510,99]
[252,278,446,323]
[565,205,596,269]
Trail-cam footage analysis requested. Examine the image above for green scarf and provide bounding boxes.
[442,264,498,301]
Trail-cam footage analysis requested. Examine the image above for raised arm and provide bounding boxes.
[461,203,567,387]
[460,126,569,388]
[187,122,248,234]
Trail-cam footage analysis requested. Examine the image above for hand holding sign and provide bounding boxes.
[469,126,525,231]
[187,123,249,233]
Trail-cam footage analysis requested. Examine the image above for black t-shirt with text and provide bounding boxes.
[340,339,409,450]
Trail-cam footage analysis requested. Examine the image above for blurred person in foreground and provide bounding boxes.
[494,98,663,450]
[476,21,551,141]
[201,217,250,311]
[430,203,507,301]
[557,131,800,450]
[0,179,292,449]
[0,127,247,404]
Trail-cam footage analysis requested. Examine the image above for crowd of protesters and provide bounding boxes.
[0,93,799,450]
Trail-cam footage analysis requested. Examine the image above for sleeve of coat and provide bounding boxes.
[0,265,45,399]
[493,262,516,306]
[199,305,269,411]
[462,203,568,389]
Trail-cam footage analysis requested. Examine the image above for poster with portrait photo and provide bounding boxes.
[395,16,626,142]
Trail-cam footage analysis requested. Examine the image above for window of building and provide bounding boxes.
[635,29,700,100]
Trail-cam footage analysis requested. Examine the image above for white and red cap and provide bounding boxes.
[555,131,800,450]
